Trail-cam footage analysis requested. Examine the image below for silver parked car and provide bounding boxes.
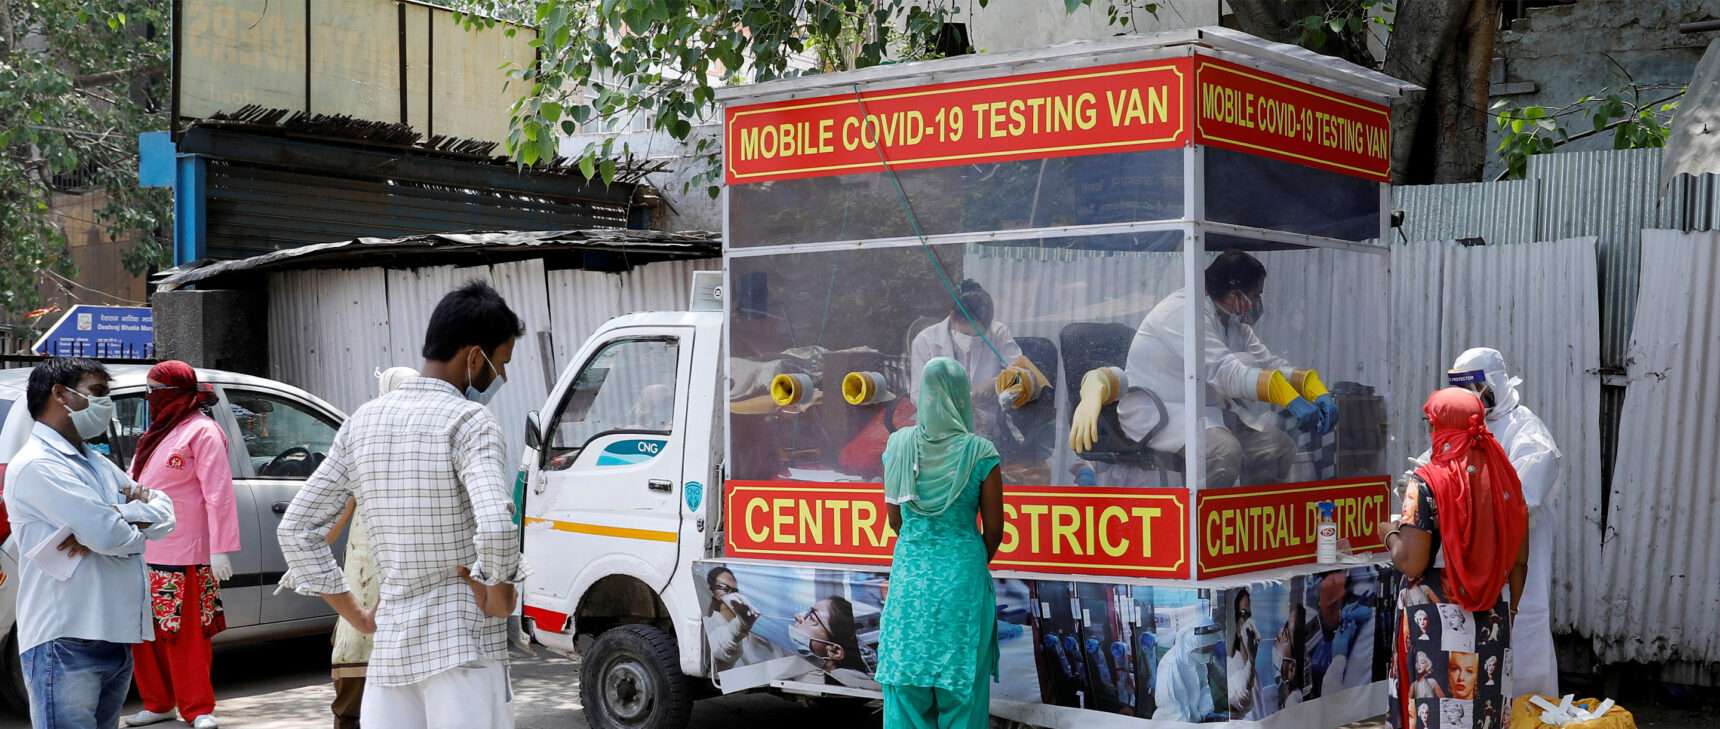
[0,365,349,709]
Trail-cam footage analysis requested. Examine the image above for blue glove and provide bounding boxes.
[1340,601,1374,629]
[1285,397,1321,432]
[1329,620,1358,658]
[1315,393,1340,435]
[1076,466,1098,487]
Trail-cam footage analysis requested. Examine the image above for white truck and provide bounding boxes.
[520,27,1411,729]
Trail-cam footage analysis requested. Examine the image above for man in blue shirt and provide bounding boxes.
[4,358,176,728]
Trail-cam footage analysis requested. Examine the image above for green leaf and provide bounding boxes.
[1065,0,1084,13]
[541,102,563,123]
[1328,17,1345,32]
[600,158,617,185]
[579,154,597,180]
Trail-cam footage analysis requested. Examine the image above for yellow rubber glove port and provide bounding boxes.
[1256,369,1302,408]
[1292,368,1329,401]
[842,371,886,406]
[771,373,812,406]
[995,356,1051,409]
[1069,367,1122,454]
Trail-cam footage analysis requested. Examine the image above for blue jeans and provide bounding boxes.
[20,638,134,729]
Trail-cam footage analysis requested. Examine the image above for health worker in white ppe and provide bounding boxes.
[909,279,1023,438]
[1440,347,1562,700]
[1071,250,1339,487]
[1153,614,1224,723]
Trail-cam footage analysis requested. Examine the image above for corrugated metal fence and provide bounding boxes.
[1594,229,1720,670]
[1397,149,1720,674]
[267,257,718,462]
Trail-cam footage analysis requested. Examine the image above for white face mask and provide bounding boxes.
[465,349,506,405]
[63,388,114,441]
[949,327,976,355]
[787,625,825,661]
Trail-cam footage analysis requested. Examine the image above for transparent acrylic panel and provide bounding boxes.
[728,149,1184,248]
[1178,237,1392,490]
[726,231,1185,486]
[1203,147,1381,241]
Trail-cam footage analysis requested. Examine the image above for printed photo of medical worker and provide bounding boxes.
[993,578,1042,703]
[1029,581,1091,708]
[1224,580,1305,721]
[693,562,880,692]
[1076,583,1137,715]
[1148,588,1227,723]
[1130,586,1160,718]
[1303,566,1380,700]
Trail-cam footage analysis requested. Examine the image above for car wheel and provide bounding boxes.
[0,629,28,712]
[580,624,692,729]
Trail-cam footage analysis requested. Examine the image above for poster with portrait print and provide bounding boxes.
[1141,588,1227,724]
[1440,696,1472,727]
[692,562,883,692]
[1411,697,1439,729]
[1436,603,1476,654]
[1222,580,1302,721]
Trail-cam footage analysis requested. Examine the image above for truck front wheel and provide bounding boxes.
[581,624,693,729]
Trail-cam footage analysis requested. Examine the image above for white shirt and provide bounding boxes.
[1118,288,1293,452]
[908,317,1022,401]
[278,378,530,686]
[5,423,176,651]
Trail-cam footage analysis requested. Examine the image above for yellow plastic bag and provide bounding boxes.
[1510,695,1635,729]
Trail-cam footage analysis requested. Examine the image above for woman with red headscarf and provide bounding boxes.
[1379,388,1528,729]
[122,361,240,729]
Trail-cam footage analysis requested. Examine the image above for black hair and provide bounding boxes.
[26,358,110,418]
[952,279,994,330]
[420,280,526,361]
[820,595,867,672]
[704,566,734,591]
[1204,251,1267,298]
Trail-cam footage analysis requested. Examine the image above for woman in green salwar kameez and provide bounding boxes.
[876,357,1006,729]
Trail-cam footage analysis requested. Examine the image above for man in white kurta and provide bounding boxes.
[1446,347,1562,699]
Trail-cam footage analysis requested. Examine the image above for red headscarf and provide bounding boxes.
[1414,387,1528,612]
[131,360,217,479]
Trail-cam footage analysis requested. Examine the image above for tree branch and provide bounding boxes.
[1491,90,1687,181]
[74,63,167,89]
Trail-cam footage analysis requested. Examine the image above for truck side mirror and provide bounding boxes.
[525,411,543,451]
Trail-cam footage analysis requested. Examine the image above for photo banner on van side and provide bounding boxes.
[723,481,1189,579]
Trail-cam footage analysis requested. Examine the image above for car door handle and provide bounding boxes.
[648,479,673,493]
[271,501,290,515]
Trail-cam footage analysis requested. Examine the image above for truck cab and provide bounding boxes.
[520,303,724,729]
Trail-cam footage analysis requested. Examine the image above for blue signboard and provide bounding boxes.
[33,306,154,359]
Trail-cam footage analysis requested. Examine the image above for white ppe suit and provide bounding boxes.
[1153,621,1221,723]
[1448,347,1562,700]
[1118,288,1297,487]
[908,316,1021,401]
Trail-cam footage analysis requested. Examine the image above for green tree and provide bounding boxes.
[454,0,1156,198]
[0,0,171,317]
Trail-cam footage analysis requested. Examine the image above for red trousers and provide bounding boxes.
[132,567,219,720]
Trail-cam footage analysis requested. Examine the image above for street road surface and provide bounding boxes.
[0,636,1712,728]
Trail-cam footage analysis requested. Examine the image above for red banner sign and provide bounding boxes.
[724,481,1190,578]
[724,60,1192,185]
[1196,476,1391,578]
[1193,56,1391,182]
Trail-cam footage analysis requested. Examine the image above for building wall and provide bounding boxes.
[36,190,152,313]
[963,0,1221,53]
[1486,0,1712,179]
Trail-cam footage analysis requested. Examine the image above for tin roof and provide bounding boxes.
[154,229,720,291]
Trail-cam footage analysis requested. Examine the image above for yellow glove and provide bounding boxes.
[1069,367,1124,454]
[1255,369,1302,408]
[1291,369,1329,401]
[995,356,1051,409]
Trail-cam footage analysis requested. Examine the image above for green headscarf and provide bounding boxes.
[883,357,999,516]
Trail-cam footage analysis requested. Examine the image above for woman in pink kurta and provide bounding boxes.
[123,361,240,729]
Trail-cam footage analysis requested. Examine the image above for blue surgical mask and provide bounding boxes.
[465,349,506,405]
[787,625,823,661]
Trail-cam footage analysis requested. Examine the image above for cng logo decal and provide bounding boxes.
[685,482,703,511]
[595,439,668,467]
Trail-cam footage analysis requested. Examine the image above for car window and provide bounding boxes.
[225,389,339,479]
[94,393,246,477]
[543,337,679,472]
